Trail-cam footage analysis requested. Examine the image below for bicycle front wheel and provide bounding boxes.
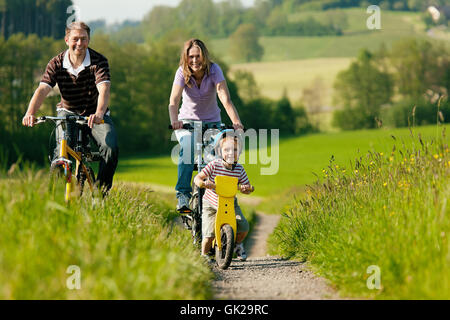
[215,224,235,270]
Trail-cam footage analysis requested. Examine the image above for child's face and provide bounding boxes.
[221,138,239,164]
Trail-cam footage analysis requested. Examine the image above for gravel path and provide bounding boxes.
[212,212,340,300]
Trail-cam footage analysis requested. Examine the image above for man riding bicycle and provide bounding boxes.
[22,21,119,195]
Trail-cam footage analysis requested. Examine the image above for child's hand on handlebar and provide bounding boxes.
[203,180,216,190]
[239,184,254,194]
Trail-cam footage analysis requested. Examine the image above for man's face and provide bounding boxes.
[65,29,89,58]
[221,138,239,164]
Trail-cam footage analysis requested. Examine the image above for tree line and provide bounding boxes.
[0,33,314,167]
[332,38,450,130]
[0,0,73,39]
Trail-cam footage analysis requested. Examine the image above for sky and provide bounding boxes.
[72,0,255,25]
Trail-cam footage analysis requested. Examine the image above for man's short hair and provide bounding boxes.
[65,22,91,38]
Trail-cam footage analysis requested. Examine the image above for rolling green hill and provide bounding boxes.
[116,124,450,197]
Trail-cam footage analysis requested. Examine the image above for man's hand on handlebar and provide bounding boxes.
[22,114,36,127]
[88,113,104,128]
[233,123,244,130]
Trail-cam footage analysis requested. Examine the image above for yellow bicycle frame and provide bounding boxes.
[213,175,238,251]
[59,138,95,202]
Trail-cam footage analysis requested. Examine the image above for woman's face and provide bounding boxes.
[187,46,203,74]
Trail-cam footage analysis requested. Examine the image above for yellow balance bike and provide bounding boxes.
[213,175,240,270]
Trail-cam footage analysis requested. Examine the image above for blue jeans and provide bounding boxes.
[175,120,221,198]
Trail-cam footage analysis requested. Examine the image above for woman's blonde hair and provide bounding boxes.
[179,39,212,88]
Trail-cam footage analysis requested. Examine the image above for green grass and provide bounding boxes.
[0,172,214,299]
[268,126,450,299]
[116,124,450,198]
[210,9,428,64]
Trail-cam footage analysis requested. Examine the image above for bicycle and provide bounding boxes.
[170,121,232,245]
[34,115,103,203]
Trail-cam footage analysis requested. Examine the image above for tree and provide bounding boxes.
[232,70,260,102]
[332,49,393,130]
[389,38,447,99]
[301,77,326,129]
[229,23,264,62]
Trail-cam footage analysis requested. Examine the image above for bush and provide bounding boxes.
[381,97,450,128]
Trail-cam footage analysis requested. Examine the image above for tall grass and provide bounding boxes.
[0,171,214,299]
[269,127,450,299]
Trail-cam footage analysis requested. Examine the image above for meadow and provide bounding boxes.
[268,125,450,299]
[0,173,214,299]
[116,124,450,197]
[210,8,432,120]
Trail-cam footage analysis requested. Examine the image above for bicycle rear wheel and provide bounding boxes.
[215,224,234,270]
[190,181,203,246]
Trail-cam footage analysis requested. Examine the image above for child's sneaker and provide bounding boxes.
[234,243,247,261]
[201,254,216,266]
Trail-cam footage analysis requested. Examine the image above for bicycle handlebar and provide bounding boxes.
[168,123,245,131]
[35,115,104,125]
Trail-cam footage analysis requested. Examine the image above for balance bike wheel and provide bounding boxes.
[215,224,235,270]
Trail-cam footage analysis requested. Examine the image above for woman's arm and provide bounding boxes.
[168,84,184,129]
[216,80,243,130]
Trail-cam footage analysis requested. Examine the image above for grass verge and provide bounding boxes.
[268,127,450,299]
[0,171,214,299]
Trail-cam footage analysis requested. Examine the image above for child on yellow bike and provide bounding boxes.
[194,130,254,262]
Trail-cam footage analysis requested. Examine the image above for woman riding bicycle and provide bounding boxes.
[168,38,244,212]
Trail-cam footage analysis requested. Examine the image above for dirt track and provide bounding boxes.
[212,212,340,300]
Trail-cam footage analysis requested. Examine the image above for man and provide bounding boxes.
[22,21,119,194]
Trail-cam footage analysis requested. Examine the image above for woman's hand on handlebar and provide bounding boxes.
[233,123,244,130]
[171,121,184,130]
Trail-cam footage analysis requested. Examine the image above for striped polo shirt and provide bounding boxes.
[40,48,110,116]
[201,159,250,208]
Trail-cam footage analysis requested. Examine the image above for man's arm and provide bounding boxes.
[22,83,52,127]
[88,81,110,128]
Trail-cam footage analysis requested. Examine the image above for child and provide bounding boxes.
[194,132,254,261]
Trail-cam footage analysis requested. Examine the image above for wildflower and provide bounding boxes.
[389,156,394,162]
[383,182,387,187]
[434,154,439,159]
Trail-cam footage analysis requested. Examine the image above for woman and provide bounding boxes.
[168,38,244,212]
